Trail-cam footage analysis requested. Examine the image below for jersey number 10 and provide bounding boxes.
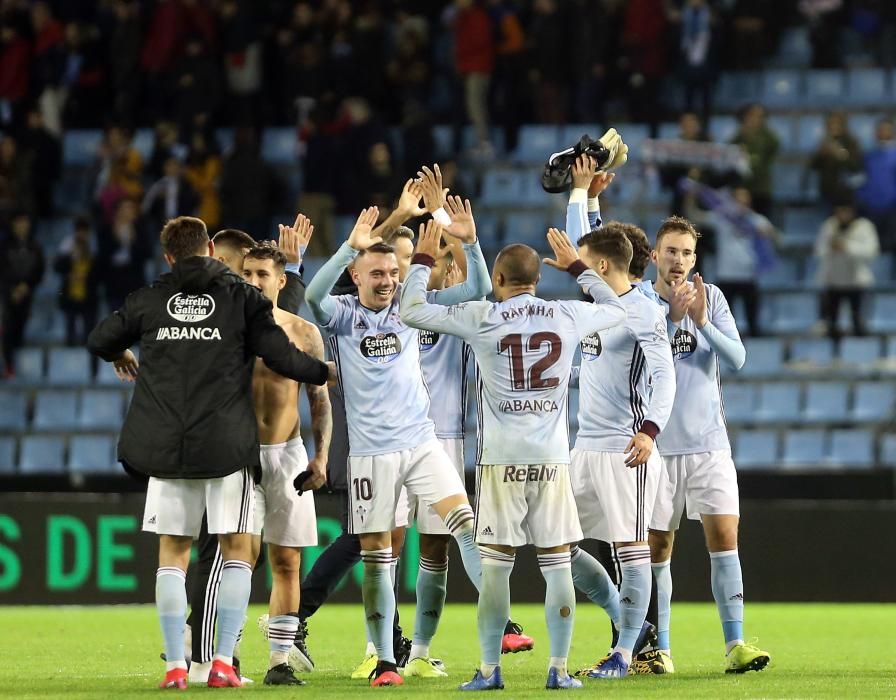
[498,332,562,391]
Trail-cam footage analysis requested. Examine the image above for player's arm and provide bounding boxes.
[635,305,677,436]
[566,154,596,240]
[302,323,332,490]
[418,164,470,281]
[277,212,313,314]
[688,274,746,371]
[305,207,379,326]
[399,220,480,337]
[245,287,330,385]
[429,196,492,304]
[371,179,426,241]
[87,292,141,363]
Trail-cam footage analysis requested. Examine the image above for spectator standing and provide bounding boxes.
[107,0,142,125]
[452,0,494,151]
[98,198,149,311]
[173,35,222,134]
[59,22,107,128]
[809,111,863,207]
[0,22,30,129]
[30,2,66,135]
[487,0,527,151]
[731,103,779,216]
[568,0,612,126]
[528,0,568,125]
[184,131,222,231]
[94,125,144,221]
[814,192,879,338]
[0,135,35,221]
[726,0,777,70]
[20,108,62,218]
[622,0,669,134]
[219,127,276,237]
[1,212,44,377]
[54,216,99,346]
[141,157,200,234]
[218,0,262,127]
[857,118,896,251]
[676,0,717,128]
[799,0,846,68]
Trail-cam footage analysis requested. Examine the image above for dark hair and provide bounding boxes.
[598,221,650,278]
[212,228,256,251]
[160,216,209,261]
[244,244,287,272]
[577,227,633,273]
[655,215,701,248]
[74,216,91,231]
[384,226,414,244]
[356,242,396,258]
[495,244,540,286]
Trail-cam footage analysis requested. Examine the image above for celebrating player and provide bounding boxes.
[87,216,331,689]
[304,205,490,687]
[241,244,332,686]
[400,221,626,691]
[646,216,771,673]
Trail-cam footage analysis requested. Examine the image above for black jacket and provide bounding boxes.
[87,256,329,480]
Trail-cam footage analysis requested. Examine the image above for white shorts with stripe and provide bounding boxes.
[649,450,740,531]
[348,439,465,535]
[474,463,582,549]
[252,437,317,547]
[569,447,662,543]
[409,438,464,535]
[142,468,254,537]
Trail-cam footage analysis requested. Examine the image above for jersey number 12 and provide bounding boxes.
[498,332,561,391]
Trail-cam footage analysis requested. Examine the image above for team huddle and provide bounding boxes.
[86,133,771,691]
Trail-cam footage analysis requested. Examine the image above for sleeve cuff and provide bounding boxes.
[639,420,660,440]
[569,188,588,204]
[587,197,600,213]
[566,260,589,277]
[285,262,301,275]
[412,253,436,268]
[433,208,451,226]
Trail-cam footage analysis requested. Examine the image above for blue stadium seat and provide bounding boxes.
[772,27,812,68]
[512,126,562,164]
[781,429,826,467]
[0,436,15,474]
[46,348,92,385]
[716,72,761,110]
[214,128,234,153]
[262,128,298,164]
[611,123,650,158]
[131,128,153,159]
[789,338,834,367]
[766,114,797,146]
[537,265,575,299]
[33,390,79,431]
[520,168,552,207]
[740,337,785,377]
[851,382,895,422]
[803,382,850,423]
[722,383,755,424]
[10,347,44,384]
[755,382,802,423]
[78,390,124,430]
[481,170,524,206]
[805,70,846,106]
[845,68,888,106]
[708,115,739,144]
[560,124,602,149]
[757,257,802,290]
[795,113,826,154]
[868,293,896,333]
[880,433,896,466]
[657,122,679,140]
[850,113,883,150]
[18,435,65,474]
[772,162,818,203]
[871,254,893,282]
[0,390,27,431]
[838,336,881,372]
[828,429,874,468]
[95,360,123,386]
[62,130,102,166]
[504,211,548,248]
[68,435,118,474]
[886,335,896,361]
[765,292,818,334]
[782,206,826,246]
[762,70,803,108]
[431,125,453,159]
[734,430,778,469]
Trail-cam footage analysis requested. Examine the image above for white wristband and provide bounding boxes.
[432,207,451,226]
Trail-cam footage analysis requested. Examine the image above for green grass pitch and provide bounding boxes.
[2,603,894,698]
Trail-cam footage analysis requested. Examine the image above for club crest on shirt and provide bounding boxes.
[581,332,602,360]
[360,332,402,363]
[671,328,697,359]
[419,329,440,352]
[166,293,215,322]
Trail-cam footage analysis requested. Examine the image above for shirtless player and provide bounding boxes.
[242,244,333,686]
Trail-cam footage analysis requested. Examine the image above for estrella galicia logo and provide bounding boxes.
[671,329,697,359]
[360,332,402,363]
[419,329,440,352]
[166,293,215,322]
[581,332,602,360]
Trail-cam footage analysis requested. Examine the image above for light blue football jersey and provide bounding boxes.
[401,265,626,466]
[419,327,469,439]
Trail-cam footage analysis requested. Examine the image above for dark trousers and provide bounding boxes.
[592,540,659,646]
[820,288,866,339]
[716,281,760,337]
[2,295,32,372]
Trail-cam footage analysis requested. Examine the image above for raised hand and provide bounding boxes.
[687,273,709,328]
[571,154,597,190]
[443,195,476,243]
[588,171,616,198]
[543,228,580,270]
[113,349,139,383]
[396,178,427,218]
[667,278,697,324]
[346,206,381,251]
[278,212,314,265]
[415,218,444,260]
[418,164,449,213]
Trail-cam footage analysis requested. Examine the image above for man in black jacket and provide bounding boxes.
[87,216,330,690]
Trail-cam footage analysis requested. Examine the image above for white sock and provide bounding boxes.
[165,660,188,672]
[549,656,568,676]
[365,641,377,656]
[270,650,289,667]
[725,639,744,654]
[410,643,429,660]
[480,662,497,678]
